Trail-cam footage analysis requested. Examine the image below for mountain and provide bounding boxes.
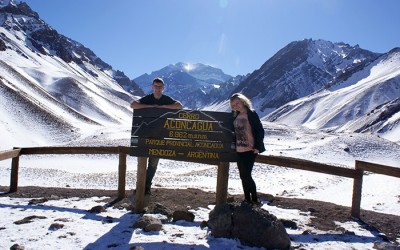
[0,1,143,96]
[264,48,400,143]
[342,97,400,136]
[0,0,138,148]
[132,62,237,109]
[1,1,399,148]
[231,39,381,116]
[134,62,233,92]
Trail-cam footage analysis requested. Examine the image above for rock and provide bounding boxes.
[307,207,316,213]
[280,219,298,229]
[49,223,64,231]
[208,202,291,249]
[115,202,134,211]
[102,216,114,224]
[107,243,120,248]
[10,244,25,250]
[129,246,145,250]
[55,218,72,222]
[200,220,208,229]
[208,204,233,237]
[377,233,390,242]
[153,203,173,220]
[172,210,195,222]
[133,215,162,232]
[28,198,49,205]
[373,242,400,250]
[0,38,6,51]
[88,205,106,213]
[14,215,47,225]
[335,226,346,233]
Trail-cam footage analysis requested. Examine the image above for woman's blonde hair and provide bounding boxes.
[229,93,253,114]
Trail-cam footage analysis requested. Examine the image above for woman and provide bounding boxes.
[230,93,265,204]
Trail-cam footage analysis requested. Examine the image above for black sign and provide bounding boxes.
[130,109,237,162]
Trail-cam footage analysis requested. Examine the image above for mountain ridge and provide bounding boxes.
[0,1,137,148]
[0,1,399,147]
[264,48,400,143]
[231,39,381,114]
[131,62,235,109]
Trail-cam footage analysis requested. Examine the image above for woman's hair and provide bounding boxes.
[229,93,253,113]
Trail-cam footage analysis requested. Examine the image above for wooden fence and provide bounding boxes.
[0,146,399,217]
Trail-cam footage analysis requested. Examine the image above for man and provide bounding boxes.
[130,77,183,195]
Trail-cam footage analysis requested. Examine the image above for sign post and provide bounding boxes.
[130,108,236,212]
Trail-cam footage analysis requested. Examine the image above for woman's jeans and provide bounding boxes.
[237,151,258,202]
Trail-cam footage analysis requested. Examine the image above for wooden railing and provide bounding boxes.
[0,146,399,218]
[352,160,400,217]
[3,147,129,197]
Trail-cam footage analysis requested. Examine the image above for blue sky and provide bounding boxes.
[23,0,400,79]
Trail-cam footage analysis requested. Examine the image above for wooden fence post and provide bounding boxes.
[134,157,147,213]
[351,160,364,218]
[216,161,230,205]
[9,155,20,193]
[117,150,127,199]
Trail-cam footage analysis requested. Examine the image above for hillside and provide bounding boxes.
[0,1,399,149]
[0,1,135,149]
[265,48,400,143]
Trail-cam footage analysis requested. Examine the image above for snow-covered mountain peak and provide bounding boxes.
[182,62,198,72]
[133,62,235,109]
[0,1,140,148]
[0,0,38,19]
[0,0,18,8]
[1,1,399,148]
[265,48,400,143]
[230,38,381,117]
[156,62,231,82]
[307,40,348,68]
[380,47,400,65]
[306,39,379,76]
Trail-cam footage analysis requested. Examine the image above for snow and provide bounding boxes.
[0,21,135,150]
[265,50,400,143]
[1,121,399,249]
[2,57,399,249]
[0,7,399,249]
[0,0,16,8]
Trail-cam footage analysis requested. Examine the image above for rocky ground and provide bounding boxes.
[1,185,399,245]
